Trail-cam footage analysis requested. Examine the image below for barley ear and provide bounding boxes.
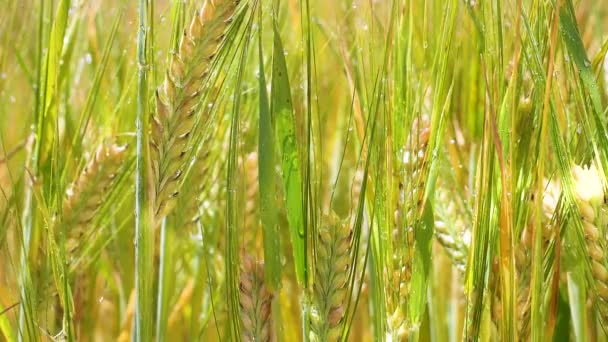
[387,116,430,339]
[310,212,352,342]
[151,0,238,221]
[513,179,559,338]
[572,164,608,326]
[239,255,273,342]
[183,148,215,226]
[434,220,469,273]
[62,143,128,254]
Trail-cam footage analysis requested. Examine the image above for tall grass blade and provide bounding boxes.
[258,9,281,290]
[270,21,306,285]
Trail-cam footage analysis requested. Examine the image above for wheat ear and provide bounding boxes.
[512,179,559,338]
[183,148,215,226]
[434,185,470,274]
[434,220,469,273]
[310,212,352,342]
[387,116,430,339]
[239,255,273,342]
[572,164,608,326]
[151,0,237,220]
[62,143,127,253]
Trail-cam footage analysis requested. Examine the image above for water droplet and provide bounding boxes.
[85,53,92,65]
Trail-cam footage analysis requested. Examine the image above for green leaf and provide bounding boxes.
[271,21,306,285]
[259,14,282,290]
[553,290,571,342]
[567,271,588,342]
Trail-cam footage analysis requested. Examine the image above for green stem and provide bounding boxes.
[155,219,167,342]
[135,0,153,340]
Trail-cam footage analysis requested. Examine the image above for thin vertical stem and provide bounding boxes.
[155,219,167,342]
[135,0,153,340]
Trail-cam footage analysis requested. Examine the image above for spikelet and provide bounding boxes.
[387,116,430,339]
[239,256,273,342]
[434,184,471,274]
[151,0,238,220]
[310,212,352,342]
[434,220,469,274]
[572,164,608,326]
[183,147,216,226]
[62,143,128,253]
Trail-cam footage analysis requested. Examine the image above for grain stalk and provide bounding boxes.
[310,212,352,342]
[239,256,273,342]
[151,0,237,221]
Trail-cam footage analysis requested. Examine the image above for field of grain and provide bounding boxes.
[2,0,608,341]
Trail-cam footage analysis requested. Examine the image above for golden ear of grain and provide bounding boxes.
[151,0,238,221]
[183,148,215,225]
[239,255,273,342]
[310,212,352,342]
[572,164,608,325]
[62,143,128,253]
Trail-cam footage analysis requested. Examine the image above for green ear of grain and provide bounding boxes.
[258,14,281,290]
[271,21,306,285]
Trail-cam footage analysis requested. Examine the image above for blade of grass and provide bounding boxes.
[270,20,306,285]
[258,7,282,290]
